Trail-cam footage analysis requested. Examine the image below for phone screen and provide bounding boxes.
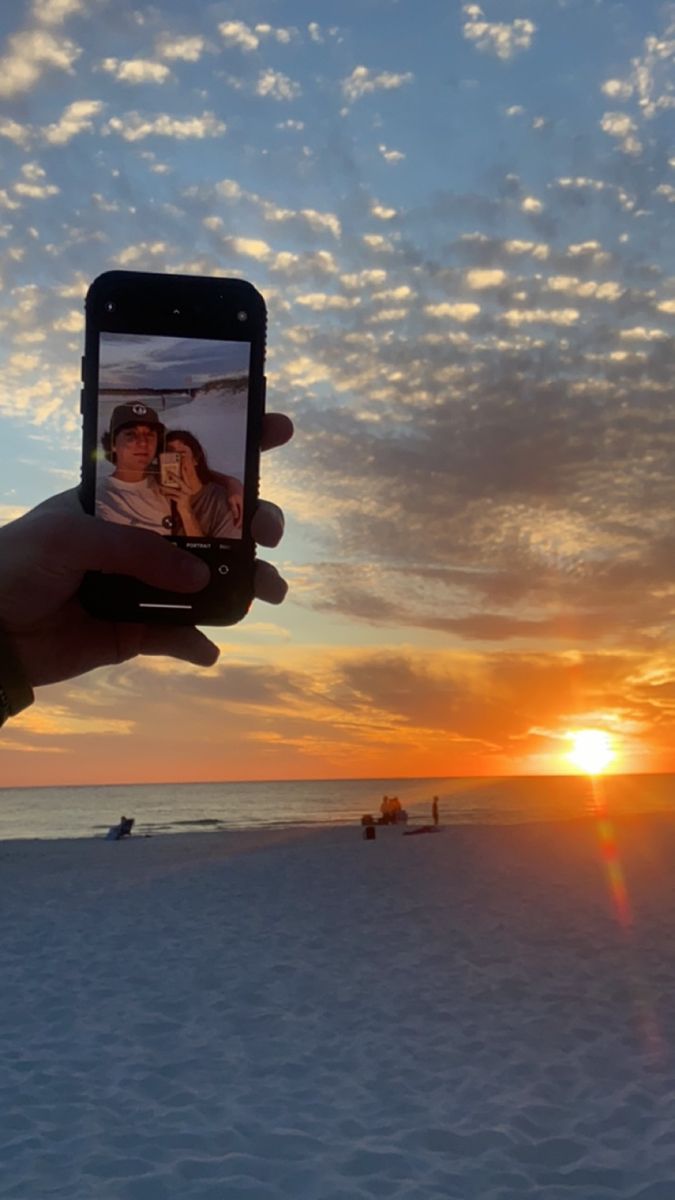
[95,332,249,545]
[80,271,265,626]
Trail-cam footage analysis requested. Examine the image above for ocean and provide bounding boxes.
[0,773,674,841]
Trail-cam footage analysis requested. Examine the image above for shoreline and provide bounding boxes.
[3,805,675,846]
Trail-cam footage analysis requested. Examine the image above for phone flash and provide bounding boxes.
[237,310,248,322]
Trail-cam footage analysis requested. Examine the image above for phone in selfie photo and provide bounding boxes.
[159,451,182,490]
[79,270,266,625]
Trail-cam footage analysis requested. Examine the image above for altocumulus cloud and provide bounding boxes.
[462,3,536,61]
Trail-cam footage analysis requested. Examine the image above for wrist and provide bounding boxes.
[0,626,34,726]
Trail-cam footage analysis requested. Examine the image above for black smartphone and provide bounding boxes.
[79,270,266,625]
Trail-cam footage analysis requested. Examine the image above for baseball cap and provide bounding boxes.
[109,402,165,441]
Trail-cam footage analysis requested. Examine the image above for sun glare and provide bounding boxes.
[567,729,615,775]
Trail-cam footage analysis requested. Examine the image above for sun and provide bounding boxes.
[567,729,616,774]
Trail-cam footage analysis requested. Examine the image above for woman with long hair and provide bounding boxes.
[163,429,243,538]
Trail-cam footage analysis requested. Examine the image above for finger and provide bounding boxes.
[261,413,293,453]
[139,624,220,666]
[27,487,82,517]
[31,510,210,592]
[251,500,284,548]
[254,559,288,604]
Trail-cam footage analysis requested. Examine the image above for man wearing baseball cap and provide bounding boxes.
[96,402,174,534]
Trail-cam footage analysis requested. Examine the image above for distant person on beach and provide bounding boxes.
[380,795,390,824]
[432,796,439,826]
[165,430,243,537]
[106,815,134,840]
[0,413,292,728]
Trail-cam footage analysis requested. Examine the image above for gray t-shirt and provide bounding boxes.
[190,481,238,538]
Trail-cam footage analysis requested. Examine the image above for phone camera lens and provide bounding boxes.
[105,301,116,313]
[237,310,248,322]
[172,307,181,316]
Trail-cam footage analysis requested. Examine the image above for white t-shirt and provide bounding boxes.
[96,475,172,535]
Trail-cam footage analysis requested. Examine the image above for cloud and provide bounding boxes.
[466,268,506,289]
[566,240,607,258]
[117,241,169,265]
[379,144,405,164]
[263,205,341,239]
[600,111,642,155]
[255,69,301,100]
[296,293,361,311]
[207,177,341,240]
[31,0,85,23]
[628,12,675,120]
[425,302,481,321]
[156,35,205,62]
[0,29,80,96]
[13,162,59,198]
[0,117,31,147]
[268,249,339,279]
[218,20,259,52]
[521,196,543,214]
[601,79,633,100]
[503,239,549,260]
[52,309,83,332]
[340,270,387,289]
[371,201,397,220]
[501,307,579,326]
[462,4,536,61]
[16,705,134,737]
[619,326,667,341]
[254,23,296,44]
[546,276,622,301]
[226,236,273,261]
[341,66,414,103]
[42,98,103,144]
[101,57,170,84]
[104,111,226,141]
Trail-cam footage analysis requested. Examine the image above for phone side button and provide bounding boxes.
[81,355,86,382]
[80,388,85,413]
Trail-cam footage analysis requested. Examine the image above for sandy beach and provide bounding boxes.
[2,815,675,1199]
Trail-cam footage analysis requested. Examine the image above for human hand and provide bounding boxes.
[228,491,243,528]
[160,477,201,522]
[0,412,292,689]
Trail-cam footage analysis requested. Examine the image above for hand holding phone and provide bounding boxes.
[79,270,267,626]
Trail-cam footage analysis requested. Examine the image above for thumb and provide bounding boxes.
[26,509,210,593]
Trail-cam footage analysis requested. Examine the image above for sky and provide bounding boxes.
[1,0,675,785]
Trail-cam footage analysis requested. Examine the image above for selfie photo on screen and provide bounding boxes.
[95,333,249,541]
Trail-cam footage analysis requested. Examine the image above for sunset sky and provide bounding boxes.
[1,0,675,785]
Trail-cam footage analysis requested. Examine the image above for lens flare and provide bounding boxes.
[567,729,615,774]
